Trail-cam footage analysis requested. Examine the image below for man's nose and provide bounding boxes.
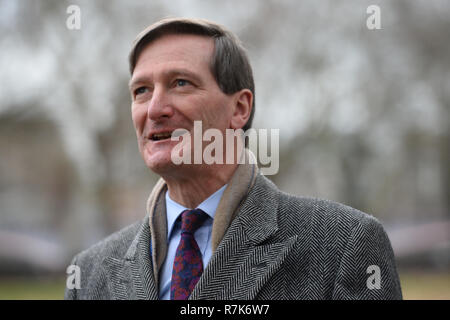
[146,86,174,121]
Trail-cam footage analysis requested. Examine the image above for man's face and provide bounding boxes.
[129,34,235,175]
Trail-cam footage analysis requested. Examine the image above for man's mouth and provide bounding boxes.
[150,131,173,141]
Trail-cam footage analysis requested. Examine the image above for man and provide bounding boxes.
[65,18,402,300]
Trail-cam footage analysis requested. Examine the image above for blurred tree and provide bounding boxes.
[0,0,447,269]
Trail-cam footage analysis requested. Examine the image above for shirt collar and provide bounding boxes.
[165,184,228,239]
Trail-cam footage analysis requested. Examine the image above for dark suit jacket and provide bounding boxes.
[64,174,402,300]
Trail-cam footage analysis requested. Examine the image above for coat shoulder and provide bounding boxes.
[279,189,380,229]
[64,219,145,300]
[70,219,143,269]
[255,175,391,259]
[257,174,381,233]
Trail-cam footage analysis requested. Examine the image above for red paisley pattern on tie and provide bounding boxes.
[170,209,208,300]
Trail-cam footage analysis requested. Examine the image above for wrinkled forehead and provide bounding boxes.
[130,34,216,85]
[142,34,212,61]
[131,32,215,76]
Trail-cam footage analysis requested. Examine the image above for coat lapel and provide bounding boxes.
[190,175,298,300]
[102,216,159,300]
[101,177,167,300]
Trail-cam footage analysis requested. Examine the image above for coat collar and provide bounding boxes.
[146,149,261,285]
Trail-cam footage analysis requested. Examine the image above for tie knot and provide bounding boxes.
[180,209,208,234]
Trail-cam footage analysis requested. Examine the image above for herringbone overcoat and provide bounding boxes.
[65,167,402,300]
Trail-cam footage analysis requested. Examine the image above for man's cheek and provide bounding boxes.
[133,118,145,137]
[131,105,145,123]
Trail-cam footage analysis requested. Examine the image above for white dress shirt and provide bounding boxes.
[158,184,227,300]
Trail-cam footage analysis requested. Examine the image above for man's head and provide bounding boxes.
[129,18,255,131]
[129,18,255,176]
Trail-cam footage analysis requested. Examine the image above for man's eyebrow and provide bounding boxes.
[165,69,201,81]
[128,68,202,90]
[128,76,151,90]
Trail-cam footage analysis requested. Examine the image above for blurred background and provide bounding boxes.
[0,0,448,299]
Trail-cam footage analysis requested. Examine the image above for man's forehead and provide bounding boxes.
[130,34,214,82]
[136,33,214,64]
[130,35,215,86]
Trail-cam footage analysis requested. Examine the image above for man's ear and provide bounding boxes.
[230,89,253,130]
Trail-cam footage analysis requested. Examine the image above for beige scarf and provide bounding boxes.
[145,150,259,286]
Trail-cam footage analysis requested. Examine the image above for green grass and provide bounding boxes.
[0,277,65,300]
[0,270,448,300]
[399,270,450,300]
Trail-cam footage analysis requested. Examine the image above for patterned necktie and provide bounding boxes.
[170,208,208,300]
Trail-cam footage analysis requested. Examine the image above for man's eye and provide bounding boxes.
[176,79,189,87]
[135,87,148,96]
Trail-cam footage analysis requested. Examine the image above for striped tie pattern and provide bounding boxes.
[170,208,208,300]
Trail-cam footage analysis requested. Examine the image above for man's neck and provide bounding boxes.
[163,163,238,209]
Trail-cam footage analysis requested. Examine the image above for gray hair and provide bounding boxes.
[129,17,255,132]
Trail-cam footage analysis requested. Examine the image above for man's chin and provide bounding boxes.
[142,145,176,173]
[145,158,176,175]
[145,157,204,179]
